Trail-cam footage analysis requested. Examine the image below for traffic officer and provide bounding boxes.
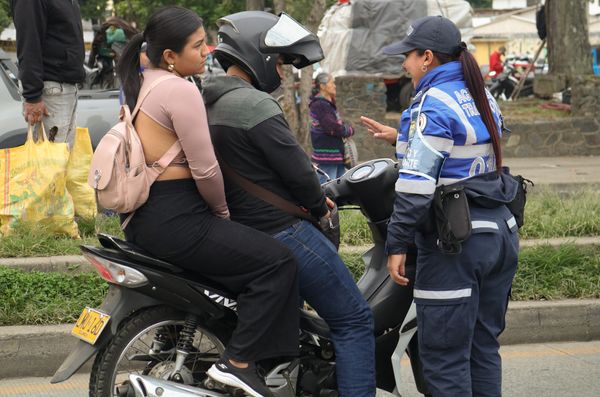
[375,16,520,396]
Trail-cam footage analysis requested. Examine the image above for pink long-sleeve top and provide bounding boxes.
[138,68,229,218]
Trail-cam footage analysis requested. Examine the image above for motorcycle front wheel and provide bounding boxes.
[89,306,226,397]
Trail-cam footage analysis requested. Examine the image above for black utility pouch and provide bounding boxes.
[433,184,472,254]
[505,174,534,228]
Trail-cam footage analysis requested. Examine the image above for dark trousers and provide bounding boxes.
[124,179,300,362]
[413,205,519,397]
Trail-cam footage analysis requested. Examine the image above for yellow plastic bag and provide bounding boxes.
[0,124,79,237]
[66,127,97,219]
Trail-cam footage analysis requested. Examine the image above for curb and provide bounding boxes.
[0,299,598,379]
[2,236,599,273]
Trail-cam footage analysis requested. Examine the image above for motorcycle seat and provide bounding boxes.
[300,308,331,339]
[90,234,238,300]
[96,233,184,273]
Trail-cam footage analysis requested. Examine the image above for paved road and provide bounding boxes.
[504,156,600,187]
[0,341,599,396]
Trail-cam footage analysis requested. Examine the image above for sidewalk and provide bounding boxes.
[504,156,600,188]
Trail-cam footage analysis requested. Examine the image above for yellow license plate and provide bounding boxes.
[71,307,111,345]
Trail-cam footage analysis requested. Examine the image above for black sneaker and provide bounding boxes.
[207,358,273,397]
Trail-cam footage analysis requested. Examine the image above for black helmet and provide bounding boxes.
[215,11,324,93]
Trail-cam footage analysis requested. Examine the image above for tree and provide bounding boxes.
[112,0,245,32]
[79,0,109,24]
[246,0,265,10]
[545,0,592,82]
[0,0,12,32]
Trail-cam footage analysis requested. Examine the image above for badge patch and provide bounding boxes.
[418,114,427,131]
[407,25,414,36]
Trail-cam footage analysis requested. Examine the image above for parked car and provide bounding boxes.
[0,49,120,149]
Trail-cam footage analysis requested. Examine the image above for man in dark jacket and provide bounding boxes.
[203,11,375,397]
[12,0,85,144]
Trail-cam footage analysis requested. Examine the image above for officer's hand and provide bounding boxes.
[23,101,49,125]
[360,116,398,145]
[387,254,409,286]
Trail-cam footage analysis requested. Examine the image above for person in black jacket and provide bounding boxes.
[11,0,85,144]
[203,11,375,397]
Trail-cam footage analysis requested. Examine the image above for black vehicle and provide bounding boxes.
[51,158,429,397]
[489,63,534,101]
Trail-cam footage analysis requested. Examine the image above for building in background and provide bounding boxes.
[471,2,600,71]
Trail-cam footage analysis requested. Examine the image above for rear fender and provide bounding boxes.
[50,286,162,383]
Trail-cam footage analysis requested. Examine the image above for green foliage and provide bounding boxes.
[79,0,109,22]
[519,189,600,239]
[0,0,12,31]
[112,0,246,34]
[110,0,337,36]
[0,215,123,258]
[339,209,372,246]
[340,244,600,301]
[0,267,108,325]
[512,244,600,300]
[0,245,597,325]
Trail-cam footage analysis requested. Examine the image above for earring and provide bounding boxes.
[167,63,175,73]
[421,64,428,73]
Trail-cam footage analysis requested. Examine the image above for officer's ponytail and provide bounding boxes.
[457,45,503,173]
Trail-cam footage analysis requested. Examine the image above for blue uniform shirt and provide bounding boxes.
[386,61,503,254]
[395,61,502,195]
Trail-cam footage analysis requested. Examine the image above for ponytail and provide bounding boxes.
[458,47,503,173]
[116,33,144,110]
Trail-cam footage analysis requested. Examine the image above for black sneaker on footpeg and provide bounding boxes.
[207,358,274,397]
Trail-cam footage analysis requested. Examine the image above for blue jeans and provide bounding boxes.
[273,220,375,397]
[317,163,346,184]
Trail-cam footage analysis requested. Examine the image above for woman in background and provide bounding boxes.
[309,73,354,182]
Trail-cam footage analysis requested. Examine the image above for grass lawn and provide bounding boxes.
[0,188,599,257]
[1,243,598,326]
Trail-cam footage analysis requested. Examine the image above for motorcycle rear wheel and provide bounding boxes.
[89,306,226,397]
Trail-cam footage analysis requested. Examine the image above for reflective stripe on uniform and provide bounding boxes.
[421,135,453,154]
[449,143,492,159]
[414,288,472,300]
[472,220,499,230]
[428,87,477,145]
[395,177,436,194]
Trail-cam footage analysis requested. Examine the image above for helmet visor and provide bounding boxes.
[264,13,312,48]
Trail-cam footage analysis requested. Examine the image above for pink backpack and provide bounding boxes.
[88,74,181,228]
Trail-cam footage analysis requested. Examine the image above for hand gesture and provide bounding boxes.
[360,116,398,145]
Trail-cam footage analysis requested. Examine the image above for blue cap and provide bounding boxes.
[383,16,462,56]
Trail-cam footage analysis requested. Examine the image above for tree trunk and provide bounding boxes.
[246,0,265,11]
[296,0,327,149]
[546,0,592,82]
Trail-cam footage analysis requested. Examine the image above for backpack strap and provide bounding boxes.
[147,140,183,178]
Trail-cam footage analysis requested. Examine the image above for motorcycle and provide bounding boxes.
[489,63,534,101]
[51,158,430,397]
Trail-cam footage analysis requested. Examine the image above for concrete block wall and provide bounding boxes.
[334,75,600,160]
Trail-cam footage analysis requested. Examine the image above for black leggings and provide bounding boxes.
[124,179,299,361]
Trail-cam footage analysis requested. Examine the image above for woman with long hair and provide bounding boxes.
[364,16,519,397]
[116,7,300,396]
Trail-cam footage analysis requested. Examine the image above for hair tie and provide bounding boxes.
[459,41,467,50]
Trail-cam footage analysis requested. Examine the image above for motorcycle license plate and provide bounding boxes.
[71,307,111,345]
